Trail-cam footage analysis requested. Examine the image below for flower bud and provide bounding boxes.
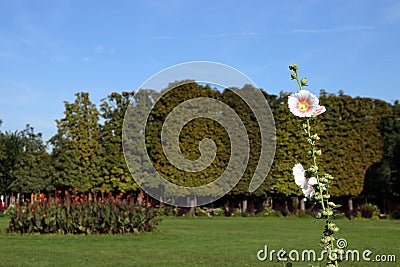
[315,150,322,156]
[321,236,330,244]
[311,133,320,140]
[328,202,336,207]
[314,194,322,201]
[315,212,322,219]
[301,78,307,86]
[328,223,336,231]
[291,72,297,80]
[320,177,328,183]
[309,165,318,172]
[289,64,298,71]
[322,209,333,216]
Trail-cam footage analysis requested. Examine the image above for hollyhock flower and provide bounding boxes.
[293,163,306,187]
[292,163,317,199]
[314,105,326,116]
[288,90,319,117]
[303,177,317,199]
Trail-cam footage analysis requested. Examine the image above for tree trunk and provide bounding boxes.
[242,198,248,213]
[188,195,197,216]
[348,197,354,216]
[300,197,305,211]
[138,191,143,205]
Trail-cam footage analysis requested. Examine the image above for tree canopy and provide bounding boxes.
[0,85,398,206]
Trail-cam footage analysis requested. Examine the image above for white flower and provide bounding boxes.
[292,163,317,199]
[303,177,318,198]
[288,90,319,117]
[293,163,306,187]
[314,105,326,116]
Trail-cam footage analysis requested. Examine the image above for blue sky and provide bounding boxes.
[1,0,399,142]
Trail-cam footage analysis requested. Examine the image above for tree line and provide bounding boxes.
[0,82,399,211]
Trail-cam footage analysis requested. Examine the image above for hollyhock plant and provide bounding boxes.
[288,64,343,267]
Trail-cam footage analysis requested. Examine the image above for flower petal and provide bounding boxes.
[293,164,306,187]
[314,105,326,116]
[308,177,318,185]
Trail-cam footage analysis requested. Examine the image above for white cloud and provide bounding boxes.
[289,25,375,34]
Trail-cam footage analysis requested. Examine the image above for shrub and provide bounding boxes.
[3,205,15,216]
[357,203,380,219]
[0,203,7,217]
[256,205,282,217]
[232,208,242,217]
[8,192,160,235]
[195,208,211,217]
[211,208,225,217]
[390,210,400,220]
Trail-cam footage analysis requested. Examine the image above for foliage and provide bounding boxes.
[3,205,14,216]
[0,125,51,195]
[99,92,139,192]
[318,92,389,196]
[1,86,399,204]
[195,208,211,217]
[50,92,103,192]
[357,203,380,219]
[9,125,53,193]
[255,201,282,217]
[211,207,225,217]
[8,191,160,235]
[390,209,400,220]
[363,101,400,201]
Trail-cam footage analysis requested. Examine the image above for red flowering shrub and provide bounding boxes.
[8,191,160,234]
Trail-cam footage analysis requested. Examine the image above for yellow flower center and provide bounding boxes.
[298,100,310,112]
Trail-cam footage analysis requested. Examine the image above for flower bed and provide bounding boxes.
[8,191,160,235]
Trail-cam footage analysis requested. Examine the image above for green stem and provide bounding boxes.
[294,70,303,91]
[306,118,325,210]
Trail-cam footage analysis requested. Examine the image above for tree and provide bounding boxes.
[0,129,24,195]
[363,101,400,210]
[9,125,52,193]
[50,92,102,192]
[99,91,139,192]
[318,91,389,197]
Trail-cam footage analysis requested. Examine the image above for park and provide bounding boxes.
[1,2,400,267]
[0,66,399,266]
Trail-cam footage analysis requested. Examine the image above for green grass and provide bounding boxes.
[0,215,399,266]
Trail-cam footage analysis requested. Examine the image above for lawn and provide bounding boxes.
[0,215,398,266]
